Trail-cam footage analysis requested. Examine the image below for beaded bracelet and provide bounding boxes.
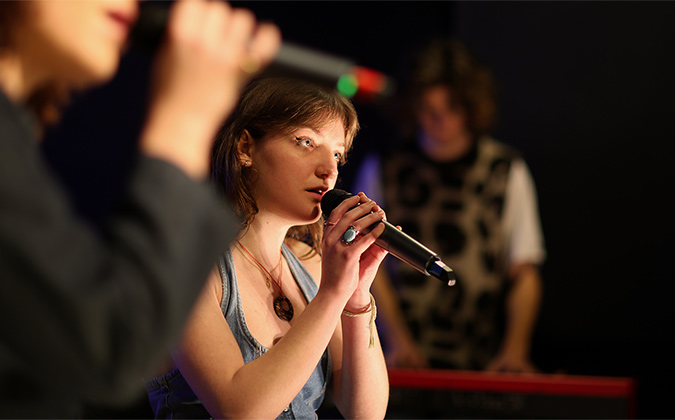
[342,293,377,349]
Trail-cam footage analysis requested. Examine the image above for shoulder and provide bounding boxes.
[208,265,224,307]
[480,136,521,161]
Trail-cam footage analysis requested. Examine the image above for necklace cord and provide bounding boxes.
[233,241,295,322]
[235,241,285,298]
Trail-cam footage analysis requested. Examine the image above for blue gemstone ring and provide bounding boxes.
[341,225,360,245]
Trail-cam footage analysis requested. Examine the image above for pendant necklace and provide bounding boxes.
[235,240,294,321]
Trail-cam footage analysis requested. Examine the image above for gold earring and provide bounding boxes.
[243,160,251,167]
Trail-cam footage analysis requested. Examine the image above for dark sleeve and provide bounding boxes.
[0,125,239,404]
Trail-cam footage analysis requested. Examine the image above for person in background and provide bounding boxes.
[0,1,279,417]
[146,78,389,419]
[353,38,546,372]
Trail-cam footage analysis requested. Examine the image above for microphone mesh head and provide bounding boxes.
[320,189,354,216]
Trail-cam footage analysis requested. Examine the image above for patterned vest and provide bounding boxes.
[380,137,518,369]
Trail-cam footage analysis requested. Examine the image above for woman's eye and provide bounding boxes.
[334,152,344,162]
[296,137,313,147]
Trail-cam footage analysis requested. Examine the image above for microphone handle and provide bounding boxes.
[375,220,440,276]
[320,188,456,286]
[262,42,355,88]
[130,4,355,88]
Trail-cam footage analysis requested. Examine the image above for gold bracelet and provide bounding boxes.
[342,293,377,349]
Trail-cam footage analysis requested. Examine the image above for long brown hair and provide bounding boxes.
[212,78,359,257]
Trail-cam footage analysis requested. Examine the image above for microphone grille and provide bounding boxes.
[320,189,354,216]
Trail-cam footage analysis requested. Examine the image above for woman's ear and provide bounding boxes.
[237,130,254,167]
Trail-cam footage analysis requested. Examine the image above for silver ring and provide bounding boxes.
[341,225,359,245]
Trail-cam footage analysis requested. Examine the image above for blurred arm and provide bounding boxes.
[371,267,429,368]
[487,263,542,373]
[488,158,546,373]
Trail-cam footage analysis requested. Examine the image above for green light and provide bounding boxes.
[337,74,358,98]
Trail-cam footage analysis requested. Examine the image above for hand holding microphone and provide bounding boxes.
[319,193,389,300]
[138,0,280,179]
[322,189,456,286]
[131,1,395,103]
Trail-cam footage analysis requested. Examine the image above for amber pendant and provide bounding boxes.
[273,295,294,321]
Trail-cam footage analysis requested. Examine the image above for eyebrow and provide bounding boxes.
[307,127,322,136]
[304,127,346,150]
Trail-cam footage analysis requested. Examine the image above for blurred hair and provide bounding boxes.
[407,38,497,138]
[212,78,359,257]
[0,2,21,50]
[0,1,68,127]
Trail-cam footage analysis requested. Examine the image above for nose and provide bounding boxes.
[316,149,339,181]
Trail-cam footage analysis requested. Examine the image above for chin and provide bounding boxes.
[294,210,322,227]
[89,65,119,87]
[310,206,323,223]
[68,55,120,89]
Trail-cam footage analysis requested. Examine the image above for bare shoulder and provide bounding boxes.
[285,238,322,285]
[208,265,223,303]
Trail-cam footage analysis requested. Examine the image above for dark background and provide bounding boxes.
[42,1,675,418]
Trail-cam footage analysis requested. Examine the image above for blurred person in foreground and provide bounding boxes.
[0,1,279,417]
[354,38,546,372]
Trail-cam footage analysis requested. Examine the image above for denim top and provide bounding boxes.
[146,244,331,419]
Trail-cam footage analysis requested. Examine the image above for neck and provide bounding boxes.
[0,51,45,102]
[419,130,474,162]
[236,213,293,268]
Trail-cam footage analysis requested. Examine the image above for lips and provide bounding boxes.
[307,187,330,200]
[109,11,132,27]
[107,8,137,40]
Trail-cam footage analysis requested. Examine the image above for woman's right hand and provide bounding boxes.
[140,0,280,179]
[319,193,388,306]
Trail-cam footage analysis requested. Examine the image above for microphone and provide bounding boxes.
[321,189,456,286]
[129,2,395,102]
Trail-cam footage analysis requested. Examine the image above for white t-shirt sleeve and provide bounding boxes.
[502,158,547,266]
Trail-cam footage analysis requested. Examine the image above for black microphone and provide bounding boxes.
[321,189,456,286]
[129,2,395,102]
